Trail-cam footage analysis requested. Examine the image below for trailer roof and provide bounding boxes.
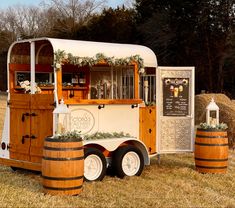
[9,37,158,68]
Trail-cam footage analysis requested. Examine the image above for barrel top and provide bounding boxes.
[196,128,227,132]
[45,137,82,142]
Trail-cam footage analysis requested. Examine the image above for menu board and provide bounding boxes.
[163,78,189,116]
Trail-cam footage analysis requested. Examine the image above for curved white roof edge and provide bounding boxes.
[8,37,158,68]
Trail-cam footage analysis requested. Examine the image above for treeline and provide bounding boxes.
[0,0,235,96]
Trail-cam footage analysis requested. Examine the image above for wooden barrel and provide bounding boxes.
[42,137,84,195]
[194,129,228,174]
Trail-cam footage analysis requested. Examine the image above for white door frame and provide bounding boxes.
[156,66,195,154]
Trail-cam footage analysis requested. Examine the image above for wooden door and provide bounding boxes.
[30,94,54,163]
[139,106,156,154]
[10,94,31,161]
[10,94,54,163]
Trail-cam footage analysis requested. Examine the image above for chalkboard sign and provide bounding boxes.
[163,78,189,116]
[16,72,30,85]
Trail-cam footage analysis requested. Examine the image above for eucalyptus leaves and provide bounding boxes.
[53,130,82,142]
[83,132,132,140]
[199,122,228,131]
[52,131,132,141]
[54,49,145,74]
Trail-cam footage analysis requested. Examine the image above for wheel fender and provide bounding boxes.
[127,140,150,165]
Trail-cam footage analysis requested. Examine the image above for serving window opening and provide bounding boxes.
[90,66,134,100]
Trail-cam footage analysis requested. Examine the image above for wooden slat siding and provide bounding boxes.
[10,94,31,161]
[0,158,41,171]
[56,67,63,100]
[30,94,54,163]
[9,94,54,164]
[9,64,53,72]
[139,106,156,154]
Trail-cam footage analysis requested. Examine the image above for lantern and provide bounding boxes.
[53,99,71,135]
[206,98,219,126]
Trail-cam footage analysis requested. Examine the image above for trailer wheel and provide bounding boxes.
[84,148,107,182]
[11,166,19,171]
[113,146,144,178]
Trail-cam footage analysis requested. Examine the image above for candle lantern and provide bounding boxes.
[53,99,71,135]
[206,98,219,126]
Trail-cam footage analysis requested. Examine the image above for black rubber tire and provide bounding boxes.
[10,166,19,171]
[113,145,144,178]
[84,148,107,182]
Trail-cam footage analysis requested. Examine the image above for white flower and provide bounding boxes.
[24,80,30,86]
[139,68,145,74]
[56,63,61,69]
[64,54,68,59]
[20,83,26,88]
[19,80,41,94]
[25,86,31,92]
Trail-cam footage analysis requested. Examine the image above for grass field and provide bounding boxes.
[0,94,235,207]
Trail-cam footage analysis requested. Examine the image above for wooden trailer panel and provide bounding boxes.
[139,106,156,154]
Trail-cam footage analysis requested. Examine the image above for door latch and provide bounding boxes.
[22,113,38,122]
[22,113,30,122]
[22,135,30,144]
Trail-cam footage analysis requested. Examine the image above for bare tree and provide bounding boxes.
[0,5,48,39]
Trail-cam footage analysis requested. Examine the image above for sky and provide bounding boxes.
[0,0,128,9]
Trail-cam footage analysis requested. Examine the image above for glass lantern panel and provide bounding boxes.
[209,111,216,118]
[56,114,71,134]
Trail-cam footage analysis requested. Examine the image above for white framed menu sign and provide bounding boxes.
[156,67,195,154]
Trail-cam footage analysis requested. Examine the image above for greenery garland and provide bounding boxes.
[199,122,228,130]
[53,49,145,74]
[83,132,132,140]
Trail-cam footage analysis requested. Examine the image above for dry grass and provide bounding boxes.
[0,153,234,208]
[1,93,235,207]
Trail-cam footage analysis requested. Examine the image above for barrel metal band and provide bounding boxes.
[43,185,82,191]
[196,165,227,169]
[195,157,228,162]
[196,135,227,138]
[42,175,83,180]
[195,142,228,146]
[45,137,82,142]
[42,156,84,161]
[43,146,83,151]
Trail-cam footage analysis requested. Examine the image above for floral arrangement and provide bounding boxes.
[199,122,228,131]
[19,80,41,94]
[54,50,145,74]
[83,132,132,140]
[53,130,82,142]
